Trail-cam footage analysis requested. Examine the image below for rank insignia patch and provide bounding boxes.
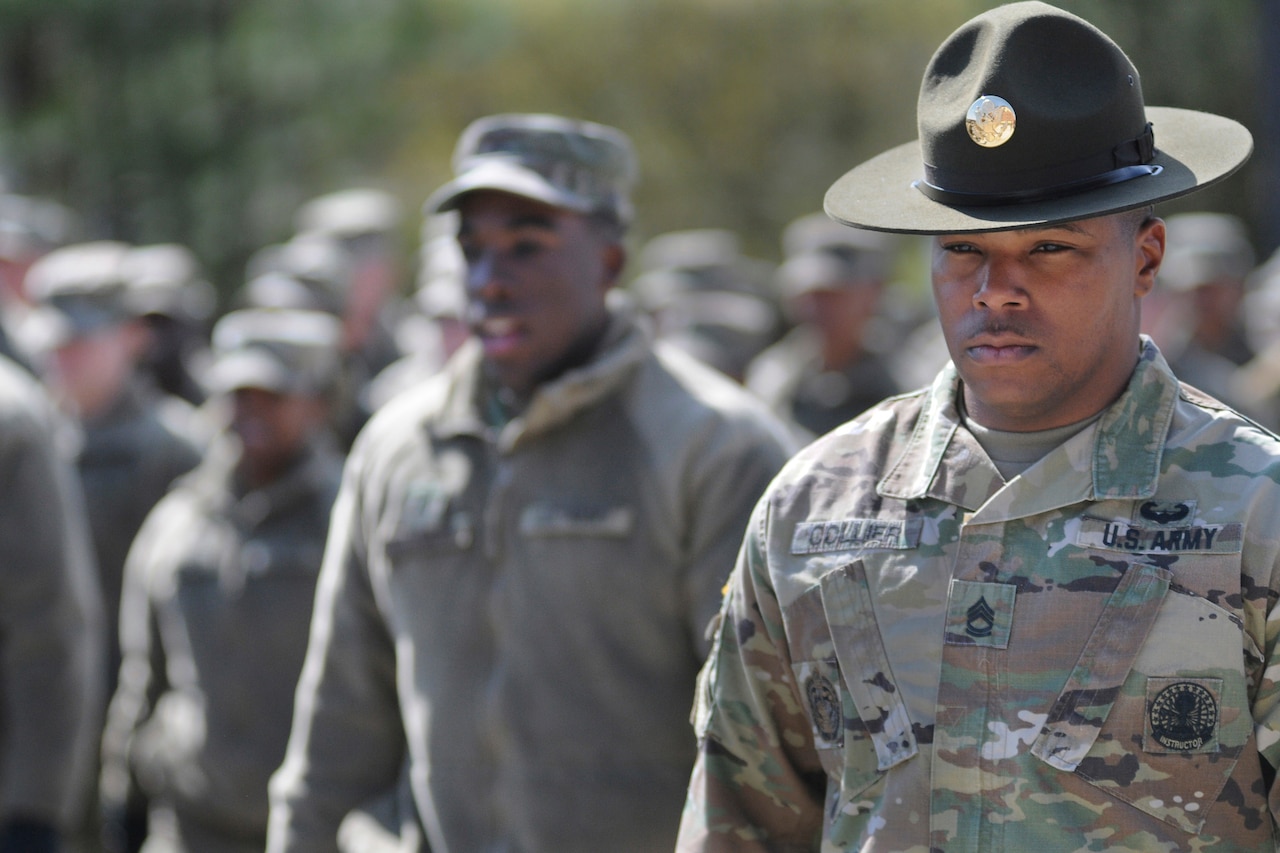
[945,580,1015,648]
[965,596,995,638]
[1145,677,1221,754]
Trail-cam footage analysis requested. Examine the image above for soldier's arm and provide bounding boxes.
[679,412,794,660]
[100,505,172,850]
[0,377,104,837]
[267,457,405,853]
[677,499,826,852]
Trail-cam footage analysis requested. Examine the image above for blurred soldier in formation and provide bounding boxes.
[629,228,783,382]
[267,112,794,853]
[100,308,344,853]
[0,193,78,371]
[294,188,407,441]
[1140,211,1255,409]
[0,349,103,853]
[23,241,205,852]
[363,219,470,413]
[121,244,218,409]
[24,241,204,696]
[745,212,904,439]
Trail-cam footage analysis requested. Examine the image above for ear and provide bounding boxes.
[600,243,626,290]
[1134,217,1165,298]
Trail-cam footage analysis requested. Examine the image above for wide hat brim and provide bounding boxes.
[824,105,1252,235]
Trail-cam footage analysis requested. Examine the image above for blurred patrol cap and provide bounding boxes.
[425,113,638,226]
[25,240,138,346]
[1159,212,1255,292]
[204,308,342,398]
[122,243,217,324]
[294,187,402,240]
[777,213,896,298]
[242,234,350,313]
[824,1,1252,235]
[0,194,78,262]
[415,233,466,321]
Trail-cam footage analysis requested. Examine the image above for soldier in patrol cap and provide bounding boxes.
[630,228,783,383]
[267,112,794,853]
[677,3,1280,851]
[100,308,344,853]
[745,213,904,438]
[25,241,204,689]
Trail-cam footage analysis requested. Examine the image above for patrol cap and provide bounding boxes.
[25,241,138,343]
[824,1,1253,234]
[425,113,638,226]
[294,188,402,239]
[415,234,466,321]
[243,235,350,313]
[1159,212,1255,292]
[778,213,895,296]
[205,308,342,397]
[0,194,78,262]
[122,243,217,323]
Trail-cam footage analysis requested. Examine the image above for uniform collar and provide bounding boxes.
[431,303,652,451]
[879,336,1176,516]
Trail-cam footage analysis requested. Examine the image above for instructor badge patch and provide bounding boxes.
[805,672,843,746]
[1146,677,1221,754]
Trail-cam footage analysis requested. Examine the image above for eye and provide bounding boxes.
[940,241,978,255]
[512,239,543,258]
[1032,242,1071,253]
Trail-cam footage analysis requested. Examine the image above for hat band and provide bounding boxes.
[916,122,1157,207]
[913,163,1162,207]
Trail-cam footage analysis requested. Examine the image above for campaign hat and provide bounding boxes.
[823,1,1252,234]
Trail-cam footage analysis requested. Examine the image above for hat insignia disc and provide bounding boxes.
[966,96,1016,148]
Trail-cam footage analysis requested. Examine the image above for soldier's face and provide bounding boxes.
[457,191,623,399]
[931,212,1165,431]
[231,387,327,483]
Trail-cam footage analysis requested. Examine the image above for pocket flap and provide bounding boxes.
[821,562,918,772]
[1032,562,1171,771]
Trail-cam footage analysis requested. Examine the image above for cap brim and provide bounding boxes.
[424,159,595,215]
[824,106,1253,234]
[204,350,293,396]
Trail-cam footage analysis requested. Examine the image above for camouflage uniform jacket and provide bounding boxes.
[0,355,103,830]
[101,435,342,847]
[268,308,795,853]
[678,338,1280,852]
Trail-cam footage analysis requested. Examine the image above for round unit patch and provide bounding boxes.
[1149,681,1218,751]
[805,673,842,744]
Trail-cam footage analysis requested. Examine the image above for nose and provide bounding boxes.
[972,259,1027,310]
[466,249,500,300]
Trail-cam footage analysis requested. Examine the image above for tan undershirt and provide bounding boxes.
[959,395,1103,481]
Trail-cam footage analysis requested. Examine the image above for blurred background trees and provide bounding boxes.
[0,0,1268,303]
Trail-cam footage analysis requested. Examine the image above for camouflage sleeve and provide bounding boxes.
[676,497,827,852]
[1254,558,1280,833]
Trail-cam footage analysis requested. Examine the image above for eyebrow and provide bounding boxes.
[458,211,558,238]
[1025,222,1089,236]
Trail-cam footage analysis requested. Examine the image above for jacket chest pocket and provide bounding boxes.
[1032,561,1253,834]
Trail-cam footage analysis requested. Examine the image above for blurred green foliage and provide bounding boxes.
[0,0,1264,304]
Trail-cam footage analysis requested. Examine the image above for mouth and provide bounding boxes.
[475,315,524,358]
[965,337,1037,364]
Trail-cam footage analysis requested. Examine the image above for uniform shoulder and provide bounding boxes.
[643,342,796,451]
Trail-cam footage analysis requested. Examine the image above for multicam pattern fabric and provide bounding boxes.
[678,338,1280,852]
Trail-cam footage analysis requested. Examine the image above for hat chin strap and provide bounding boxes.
[913,163,1162,208]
